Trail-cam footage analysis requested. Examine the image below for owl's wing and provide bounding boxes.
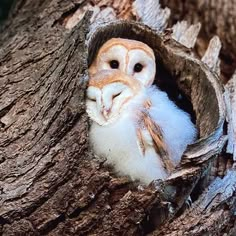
[137,101,175,173]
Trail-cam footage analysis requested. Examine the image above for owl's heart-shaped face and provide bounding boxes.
[86,70,143,126]
[89,38,156,87]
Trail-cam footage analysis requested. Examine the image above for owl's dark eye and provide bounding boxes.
[109,60,119,69]
[88,97,96,102]
[112,92,122,100]
[134,63,143,73]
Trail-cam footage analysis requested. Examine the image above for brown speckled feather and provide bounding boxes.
[137,100,175,173]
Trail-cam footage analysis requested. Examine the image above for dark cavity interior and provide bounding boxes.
[155,61,196,123]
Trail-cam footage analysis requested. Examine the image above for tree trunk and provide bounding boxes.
[0,1,235,235]
[160,0,236,80]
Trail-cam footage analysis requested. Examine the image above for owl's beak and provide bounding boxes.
[102,108,111,120]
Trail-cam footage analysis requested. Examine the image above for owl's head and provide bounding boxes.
[89,38,156,87]
[86,69,143,126]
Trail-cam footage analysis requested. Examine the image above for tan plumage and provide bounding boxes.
[86,38,196,184]
[139,111,175,173]
[89,69,141,92]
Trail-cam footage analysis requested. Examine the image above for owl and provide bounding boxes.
[86,38,197,185]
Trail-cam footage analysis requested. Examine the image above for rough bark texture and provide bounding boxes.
[151,169,236,236]
[0,1,234,236]
[160,0,236,80]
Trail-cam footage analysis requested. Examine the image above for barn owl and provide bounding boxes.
[86,38,197,185]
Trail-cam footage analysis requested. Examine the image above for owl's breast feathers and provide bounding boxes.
[136,100,175,173]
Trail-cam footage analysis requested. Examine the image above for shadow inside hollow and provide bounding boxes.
[155,61,196,124]
[0,0,14,22]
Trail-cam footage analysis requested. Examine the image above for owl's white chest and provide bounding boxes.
[89,109,167,184]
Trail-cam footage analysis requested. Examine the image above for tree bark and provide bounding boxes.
[160,0,236,80]
[0,1,235,235]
